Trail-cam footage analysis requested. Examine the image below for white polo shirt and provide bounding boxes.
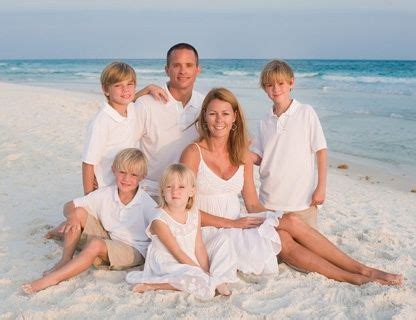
[252,99,327,212]
[82,102,139,188]
[73,185,158,256]
[134,84,204,195]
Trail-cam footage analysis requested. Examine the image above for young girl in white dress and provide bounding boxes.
[126,164,235,299]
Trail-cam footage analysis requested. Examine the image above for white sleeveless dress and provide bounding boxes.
[126,207,236,300]
[195,144,282,275]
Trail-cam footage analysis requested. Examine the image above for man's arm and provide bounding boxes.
[134,85,168,103]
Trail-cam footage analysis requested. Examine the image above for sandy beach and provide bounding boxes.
[0,81,415,319]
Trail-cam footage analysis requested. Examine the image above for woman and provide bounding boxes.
[180,87,402,285]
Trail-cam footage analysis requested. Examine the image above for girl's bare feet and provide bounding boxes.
[216,283,231,296]
[132,283,151,293]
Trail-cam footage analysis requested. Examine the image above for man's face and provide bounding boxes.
[165,48,200,91]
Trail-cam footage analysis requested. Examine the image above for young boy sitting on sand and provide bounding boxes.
[252,60,328,229]
[23,148,158,293]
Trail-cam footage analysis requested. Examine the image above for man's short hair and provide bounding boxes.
[166,43,199,66]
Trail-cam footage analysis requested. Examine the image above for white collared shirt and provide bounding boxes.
[73,185,158,256]
[82,102,139,187]
[252,99,327,211]
[134,84,204,195]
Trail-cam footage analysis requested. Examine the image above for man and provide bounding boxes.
[135,43,204,199]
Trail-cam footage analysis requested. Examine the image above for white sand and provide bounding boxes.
[0,81,415,319]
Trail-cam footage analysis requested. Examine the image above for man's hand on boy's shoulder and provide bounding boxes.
[134,85,168,103]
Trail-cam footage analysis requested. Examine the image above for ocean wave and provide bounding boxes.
[222,71,251,76]
[353,110,371,115]
[296,72,320,78]
[322,74,416,84]
[0,63,7,67]
[390,113,404,119]
[134,68,165,74]
[74,72,99,78]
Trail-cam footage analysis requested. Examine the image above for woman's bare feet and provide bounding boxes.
[216,283,231,296]
[369,268,404,286]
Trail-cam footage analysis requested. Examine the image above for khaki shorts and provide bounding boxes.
[78,214,144,270]
[286,206,318,230]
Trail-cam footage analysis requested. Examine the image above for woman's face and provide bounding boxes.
[204,98,236,139]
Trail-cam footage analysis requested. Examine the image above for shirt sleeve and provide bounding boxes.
[309,107,327,152]
[250,122,264,158]
[72,189,102,219]
[134,99,148,140]
[82,115,108,165]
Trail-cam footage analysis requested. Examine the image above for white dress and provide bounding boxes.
[195,144,282,275]
[126,207,236,300]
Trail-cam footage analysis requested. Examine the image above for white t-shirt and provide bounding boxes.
[252,99,327,212]
[134,84,204,195]
[73,185,158,256]
[82,102,139,187]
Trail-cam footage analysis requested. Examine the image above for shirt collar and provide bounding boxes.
[101,101,132,123]
[164,83,199,110]
[268,99,300,119]
[112,184,143,208]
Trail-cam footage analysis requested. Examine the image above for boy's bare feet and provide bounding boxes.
[216,283,231,296]
[44,222,66,240]
[22,277,58,294]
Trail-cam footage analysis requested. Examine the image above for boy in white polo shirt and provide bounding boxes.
[23,148,158,294]
[252,60,327,229]
[82,62,167,195]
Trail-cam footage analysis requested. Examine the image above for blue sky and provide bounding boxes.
[1,0,415,59]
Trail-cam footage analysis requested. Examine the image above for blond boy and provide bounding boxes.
[252,60,328,229]
[82,62,139,195]
[23,148,158,293]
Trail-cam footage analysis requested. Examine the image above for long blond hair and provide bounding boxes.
[158,164,196,210]
[194,88,249,166]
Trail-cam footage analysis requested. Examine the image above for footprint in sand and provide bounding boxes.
[7,153,22,161]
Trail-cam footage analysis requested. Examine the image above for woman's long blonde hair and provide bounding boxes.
[194,88,249,166]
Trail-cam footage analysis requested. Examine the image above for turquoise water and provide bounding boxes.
[1,59,415,176]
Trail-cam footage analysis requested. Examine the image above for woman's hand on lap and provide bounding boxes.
[232,217,265,229]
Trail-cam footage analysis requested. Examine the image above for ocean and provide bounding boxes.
[1,59,415,178]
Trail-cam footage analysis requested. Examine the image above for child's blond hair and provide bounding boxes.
[100,62,136,90]
[158,164,196,210]
[112,148,148,178]
[260,60,294,89]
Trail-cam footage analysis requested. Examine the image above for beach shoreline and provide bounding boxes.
[1,79,414,193]
[1,81,415,319]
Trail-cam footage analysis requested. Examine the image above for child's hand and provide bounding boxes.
[310,185,326,206]
[232,217,265,229]
[64,219,81,234]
